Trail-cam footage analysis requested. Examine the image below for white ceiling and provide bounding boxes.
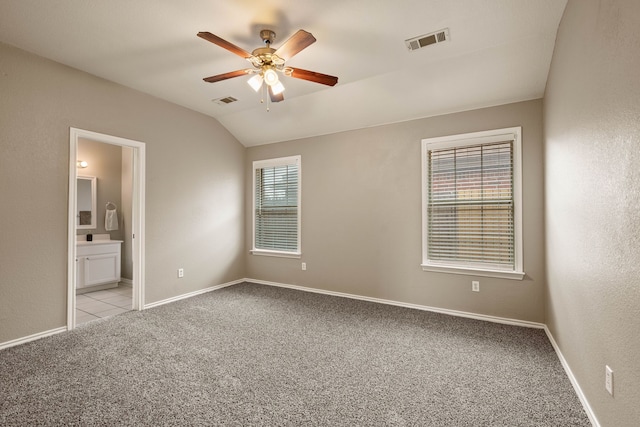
[0,0,567,147]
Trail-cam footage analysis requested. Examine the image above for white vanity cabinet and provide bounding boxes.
[76,240,123,290]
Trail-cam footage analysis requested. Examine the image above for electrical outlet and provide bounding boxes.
[301,262,307,271]
[605,365,614,396]
[178,268,184,278]
[472,281,480,292]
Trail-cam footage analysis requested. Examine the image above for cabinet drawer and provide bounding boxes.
[77,243,120,257]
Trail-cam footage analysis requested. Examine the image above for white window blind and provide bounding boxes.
[428,141,514,268]
[421,127,523,279]
[253,156,301,256]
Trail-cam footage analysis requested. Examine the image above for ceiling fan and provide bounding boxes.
[197,29,338,104]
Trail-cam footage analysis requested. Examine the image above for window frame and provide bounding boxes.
[421,127,524,280]
[251,155,302,258]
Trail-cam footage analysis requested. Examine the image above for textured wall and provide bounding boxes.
[544,0,640,425]
[0,42,245,344]
[246,99,546,323]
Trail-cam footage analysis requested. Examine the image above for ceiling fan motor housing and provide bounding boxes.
[260,29,276,45]
[250,46,285,70]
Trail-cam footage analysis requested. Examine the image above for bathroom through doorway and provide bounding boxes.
[67,128,146,330]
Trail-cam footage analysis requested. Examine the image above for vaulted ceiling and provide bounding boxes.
[0,0,567,146]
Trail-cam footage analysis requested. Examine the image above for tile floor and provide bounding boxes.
[76,284,132,325]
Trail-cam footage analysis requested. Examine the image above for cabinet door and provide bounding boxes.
[84,253,119,287]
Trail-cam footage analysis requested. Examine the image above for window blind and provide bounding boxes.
[427,141,514,268]
[255,162,299,252]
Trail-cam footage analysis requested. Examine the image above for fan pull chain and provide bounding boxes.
[265,83,270,112]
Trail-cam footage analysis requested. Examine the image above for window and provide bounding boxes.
[421,127,524,280]
[252,155,301,258]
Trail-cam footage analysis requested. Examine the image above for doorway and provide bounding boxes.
[67,128,146,329]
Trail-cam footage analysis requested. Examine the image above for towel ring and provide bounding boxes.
[106,202,117,210]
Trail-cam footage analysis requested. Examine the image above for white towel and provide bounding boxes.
[105,208,118,231]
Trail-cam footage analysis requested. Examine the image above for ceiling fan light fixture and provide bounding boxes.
[247,74,263,92]
[199,29,339,108]
[271,81,285,95]
[263,68,279,86]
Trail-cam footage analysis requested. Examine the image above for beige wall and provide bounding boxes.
[246,99,546,323]
[544,0,640,425]
[0,42,245,343]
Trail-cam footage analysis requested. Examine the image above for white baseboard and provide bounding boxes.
[245,278,545,329]
[0,326,67,351]
[143,278,244,310]
[119,278,133,286]
[544,327,600,427]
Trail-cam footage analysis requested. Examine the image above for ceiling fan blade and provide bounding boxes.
[197,32,252,58]
[268,86,284,103]
[203,69,251,83]
[288,67,338,86]
[274,30,316,61]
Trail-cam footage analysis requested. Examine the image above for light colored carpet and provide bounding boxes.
[0,282,590,426]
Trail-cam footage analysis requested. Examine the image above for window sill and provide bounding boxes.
[251,249,301,259]
[421,263,525,280]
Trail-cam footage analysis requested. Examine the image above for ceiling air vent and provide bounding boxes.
[212,96,238,106]
[405,28,450,52]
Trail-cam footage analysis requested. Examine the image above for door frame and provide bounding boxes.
[67,127,146,329]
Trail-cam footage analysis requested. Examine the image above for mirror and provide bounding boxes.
[77,176,97,229]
